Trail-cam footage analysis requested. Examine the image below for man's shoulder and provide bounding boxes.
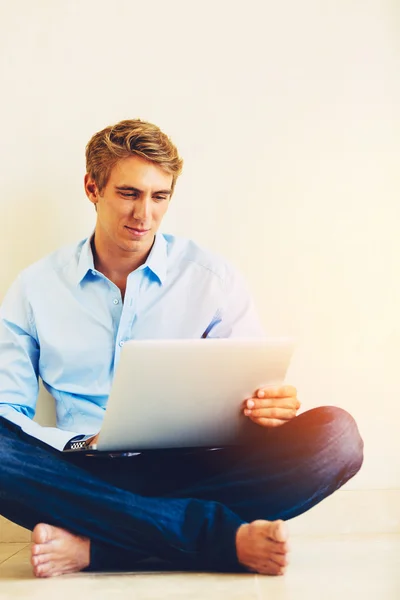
[19,237,86,285]
[162,233,235,281]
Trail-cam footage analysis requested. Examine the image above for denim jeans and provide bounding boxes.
[0,406,363,572]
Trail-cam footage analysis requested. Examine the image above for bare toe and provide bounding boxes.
[34,562,54,578]
[270,552,289,568]
[31,553,53,567]
[32,523,53,545]
[258,558,284,576]
[269,520,288,543]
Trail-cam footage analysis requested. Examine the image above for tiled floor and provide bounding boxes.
[0,534,399,599]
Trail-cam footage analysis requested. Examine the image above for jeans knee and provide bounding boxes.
[312,405,364,476]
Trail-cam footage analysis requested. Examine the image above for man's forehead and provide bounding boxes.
[109,156,173,187]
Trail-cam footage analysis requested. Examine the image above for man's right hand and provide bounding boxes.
[86,433,100,445]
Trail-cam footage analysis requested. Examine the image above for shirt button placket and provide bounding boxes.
[117,276,133,352]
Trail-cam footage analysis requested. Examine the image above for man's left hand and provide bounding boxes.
[243,385,300,428]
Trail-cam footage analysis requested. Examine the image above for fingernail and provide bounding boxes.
[247,399,255,408]
[257,390,265,398]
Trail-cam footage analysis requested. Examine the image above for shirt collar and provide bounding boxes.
[144,233,167,284]
[76,232,95,286]
[76,231,167,286]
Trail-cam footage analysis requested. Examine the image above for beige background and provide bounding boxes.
[0,0,398,489]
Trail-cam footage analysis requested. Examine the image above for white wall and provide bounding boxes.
[0,0,398,488]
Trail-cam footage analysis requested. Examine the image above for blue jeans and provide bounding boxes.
[0,406,363,572]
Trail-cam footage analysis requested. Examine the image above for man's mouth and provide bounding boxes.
[125,226,150,237]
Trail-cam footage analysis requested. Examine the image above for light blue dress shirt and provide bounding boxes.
[0,232,265,451]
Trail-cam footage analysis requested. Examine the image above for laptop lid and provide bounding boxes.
[95,337,295,452]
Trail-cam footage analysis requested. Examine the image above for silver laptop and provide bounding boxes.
[68,337,295,453]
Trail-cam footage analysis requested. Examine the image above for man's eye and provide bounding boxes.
[154,196,167,202]
[120,192,137,198]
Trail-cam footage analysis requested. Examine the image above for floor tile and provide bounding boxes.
[255,534,400,600]
[0,544,28,565]
[0,546,258,599]
[0,535,399,600]
[0,517,30,543]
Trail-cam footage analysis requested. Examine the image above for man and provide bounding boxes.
[0,119,363,578]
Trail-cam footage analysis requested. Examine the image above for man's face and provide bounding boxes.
[85,155,173,262]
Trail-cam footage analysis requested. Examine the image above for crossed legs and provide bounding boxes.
[0,406,363,576]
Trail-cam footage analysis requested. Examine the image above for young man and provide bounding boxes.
[0,119,363,578]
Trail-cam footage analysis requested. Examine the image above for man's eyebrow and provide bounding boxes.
[115,185,172,194]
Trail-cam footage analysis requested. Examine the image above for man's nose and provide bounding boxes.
[133,197,151,222]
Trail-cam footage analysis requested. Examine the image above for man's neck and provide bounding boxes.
[90,232,153,281]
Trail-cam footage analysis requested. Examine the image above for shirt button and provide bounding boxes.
[91,270,97,276]
[113,299,119,305]
[119,340,125,347]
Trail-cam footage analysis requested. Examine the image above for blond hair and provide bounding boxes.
[85,119,183,194]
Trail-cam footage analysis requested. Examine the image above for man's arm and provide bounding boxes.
[0,274,86,451]
[205,262,300,428]
[205,262,266,339]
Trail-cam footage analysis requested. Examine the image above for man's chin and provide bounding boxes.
[120,234,154,253]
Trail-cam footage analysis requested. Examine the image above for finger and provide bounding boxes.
[244,397,300,411]
[256,385,297,399]
[249,417,288,428]
[245,407,297,420]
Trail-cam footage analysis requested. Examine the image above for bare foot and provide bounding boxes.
[31,523,90,577]
[235,519,290,575]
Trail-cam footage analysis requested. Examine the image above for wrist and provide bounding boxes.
[63,434,95,451]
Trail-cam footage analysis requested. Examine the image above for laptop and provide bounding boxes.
[66,337,295,454]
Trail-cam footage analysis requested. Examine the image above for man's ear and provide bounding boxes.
[84,174,99,206]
